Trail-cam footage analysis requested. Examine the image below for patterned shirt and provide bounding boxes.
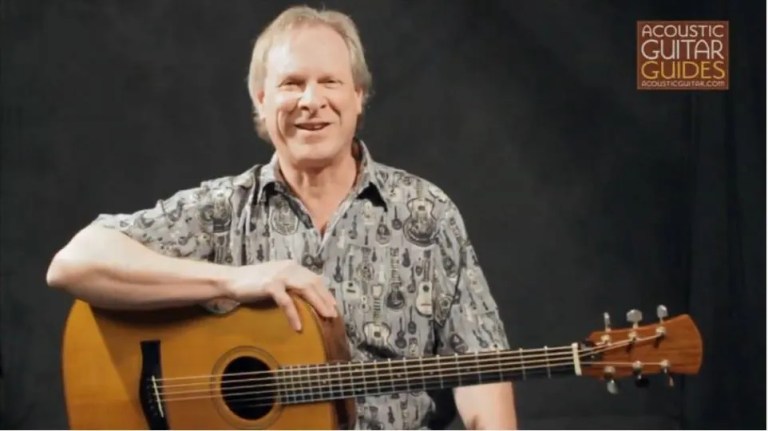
[93,142,510,430]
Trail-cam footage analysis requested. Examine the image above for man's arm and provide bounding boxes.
[455,383,517,430]
[47,185,231,310]
[47,224,233,310]
[47,184,337,327]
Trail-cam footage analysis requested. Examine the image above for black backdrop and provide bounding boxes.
[1,0,764,429]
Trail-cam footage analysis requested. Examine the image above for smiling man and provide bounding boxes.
[46,5,516,430]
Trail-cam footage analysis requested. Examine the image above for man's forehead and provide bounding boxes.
[266,25,351,74]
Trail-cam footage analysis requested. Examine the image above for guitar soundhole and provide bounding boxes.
[221,356,274,420]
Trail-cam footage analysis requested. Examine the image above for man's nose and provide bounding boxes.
[298,84,324,111]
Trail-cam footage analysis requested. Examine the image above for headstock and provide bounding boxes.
[580,305,702,394]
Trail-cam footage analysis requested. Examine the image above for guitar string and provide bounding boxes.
[223,359,671,409]
[160,349,580,397]
[160,354,582,403]
[157,335,659,403]
[156,344,579,385]
[157,334,651,391]
[158,346,582,393]
[160,359,669,408]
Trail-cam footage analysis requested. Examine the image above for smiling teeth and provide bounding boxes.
[298,124,325,130]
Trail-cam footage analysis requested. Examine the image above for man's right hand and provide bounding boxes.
[223,260,338,332]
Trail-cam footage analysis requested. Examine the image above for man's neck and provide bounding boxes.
[276,144,360,233]
[277,150,358,202]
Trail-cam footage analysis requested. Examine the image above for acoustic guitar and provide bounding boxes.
[62,300,702,429]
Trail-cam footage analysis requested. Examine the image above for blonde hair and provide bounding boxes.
[247,5,373,140]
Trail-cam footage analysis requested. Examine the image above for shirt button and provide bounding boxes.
[301,255,324,274]
[311,258,325,274]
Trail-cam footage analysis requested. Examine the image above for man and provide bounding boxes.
[47,5,517,430]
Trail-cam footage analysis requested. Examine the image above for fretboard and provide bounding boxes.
[274,344,587,405]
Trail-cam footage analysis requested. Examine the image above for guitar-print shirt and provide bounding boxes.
[93,141,510,430]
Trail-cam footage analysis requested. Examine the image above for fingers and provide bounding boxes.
[236,261,338,332]
[294,277,337,319]
[306,273,338,317]
[269,283,302,332]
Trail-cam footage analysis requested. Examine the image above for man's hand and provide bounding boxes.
[224,260,338,331]
[454,382,517,429]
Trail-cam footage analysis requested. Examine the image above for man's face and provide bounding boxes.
[255,25,363,169]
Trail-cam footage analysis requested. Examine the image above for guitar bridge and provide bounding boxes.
[139,340,170,430]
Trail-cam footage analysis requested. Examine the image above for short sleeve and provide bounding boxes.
[91,186,214,261]
[432,202,510,355]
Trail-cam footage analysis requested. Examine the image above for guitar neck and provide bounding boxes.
[277,343,586,404]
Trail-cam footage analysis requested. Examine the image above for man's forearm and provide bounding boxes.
[454,382,517,430]
[47,225,232,310]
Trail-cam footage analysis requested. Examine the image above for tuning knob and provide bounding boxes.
[634,376,650,388]
[654,305,668,347]
[603,312,612,331]
[632,362,650,388]
[607,378,620,394]
[626,309,643,327]
[661,359,674,387]
[657,305,668,320]
[604,366,619,395]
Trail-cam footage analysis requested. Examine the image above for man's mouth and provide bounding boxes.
[295,122,330,131]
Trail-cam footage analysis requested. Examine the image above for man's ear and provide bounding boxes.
[253,89,266,119]
[355,87,364,115]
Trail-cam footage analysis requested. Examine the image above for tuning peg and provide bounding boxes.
[607,378,620,394]
[626,309,643,327]
[604,366,619,395]
[667,375,675,387]
[654,305,668,347]
[657,305,668,322]
[661,360,674,387]
[632,362,650,388]
[634,376,650,388]
[603,312,612,331]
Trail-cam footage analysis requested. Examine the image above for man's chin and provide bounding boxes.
[284,139,349,166]
[285,144,340,168]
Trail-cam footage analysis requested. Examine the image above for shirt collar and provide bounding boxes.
[254,139,388,209]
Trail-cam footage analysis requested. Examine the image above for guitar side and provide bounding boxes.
[62,299,355,430]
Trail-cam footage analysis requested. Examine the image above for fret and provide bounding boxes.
[519,348,526,380]
[348,361,359,397]
[300,364,309,402]
[373,360,381,395]
[454,354,462,386]
[402,357,410,392]
[496,349,503,382]
[360,361,368,396]
[317,364,332,400]
[276,368,284,404]
[322,363,331,401]
[309,364,316,401]
[308,364,316,401]
[544,346,552,379]
[307,364,316,402]
[418,356,426,390]
[309,364,317,401]
[294,365,301,403]
[288,366,299,403]
[286,366,295,404]
[475,352,482,384]
[387,359,396,394]
[436,355,444,388]
[336,362,345,398]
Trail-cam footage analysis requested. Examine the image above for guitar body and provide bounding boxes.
[62,299,355,430]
